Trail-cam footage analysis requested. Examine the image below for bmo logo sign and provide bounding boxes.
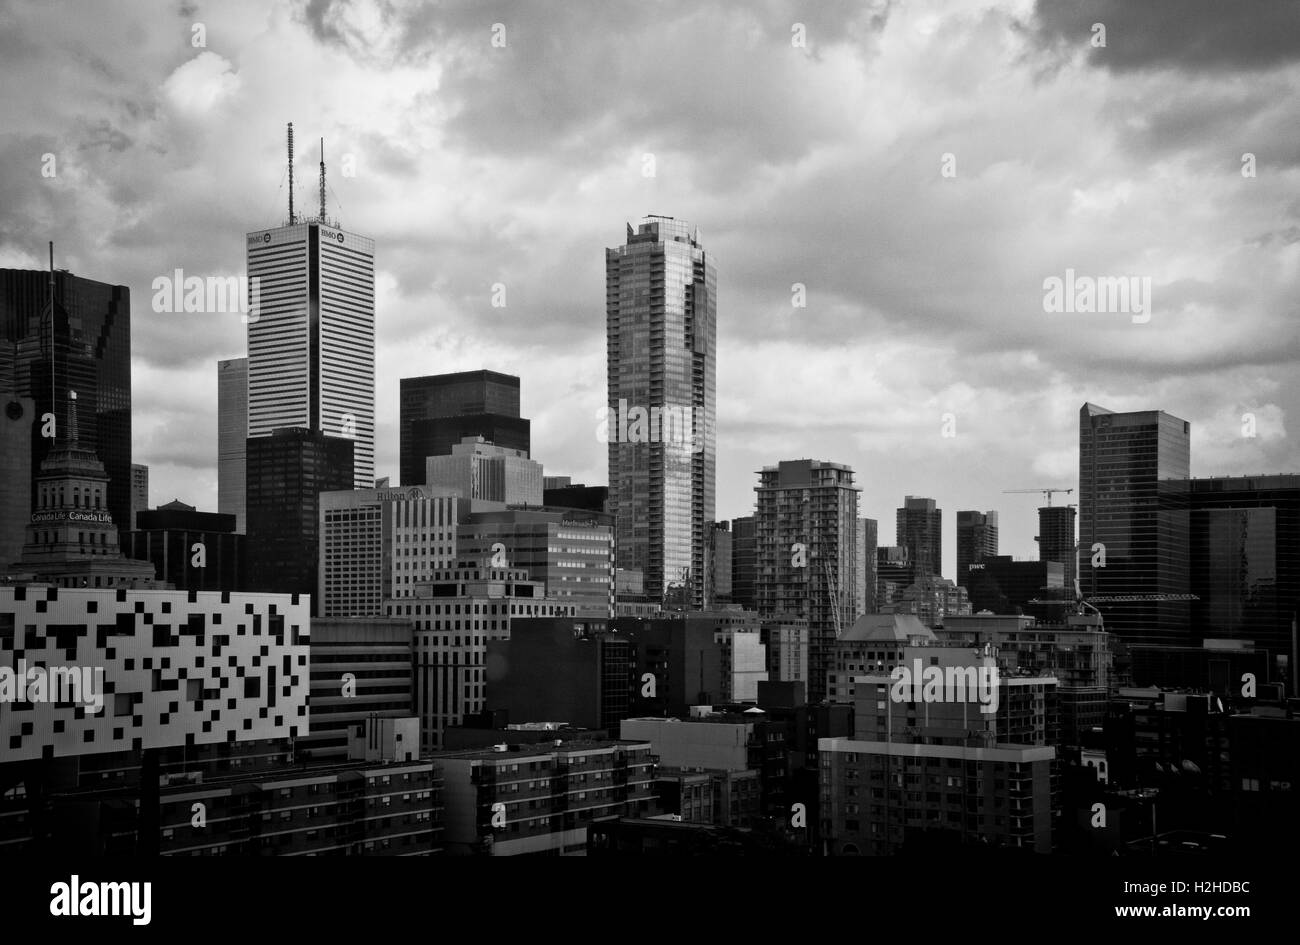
[246,232,273,246]
[322,229,346,244]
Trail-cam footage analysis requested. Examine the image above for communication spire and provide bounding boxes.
[287,122,296,225]
[47,241,56,436]
[318,137,327,223]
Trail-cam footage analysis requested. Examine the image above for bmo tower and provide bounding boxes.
[246,221,376,488]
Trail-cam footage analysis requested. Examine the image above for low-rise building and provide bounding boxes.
[437,739,657,855]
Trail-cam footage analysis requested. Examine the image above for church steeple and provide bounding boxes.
[14,389,133,573]
[10,389,158,586]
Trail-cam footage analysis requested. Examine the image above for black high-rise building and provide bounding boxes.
[245,427,354,612]
[1182,474,1300,680]
[956,510,998,587]
[896,496,942,579]
[1,268,132,531]
[1078,403,1191,646]
[399,371,528,486]
[731,515,757,609]
[706,521,733,607]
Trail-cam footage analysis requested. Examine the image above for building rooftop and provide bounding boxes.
[841,613,936,643]
[432,738,652,761]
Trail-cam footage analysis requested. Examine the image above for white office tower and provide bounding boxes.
[246,126,376,487]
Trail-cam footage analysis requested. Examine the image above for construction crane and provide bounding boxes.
[823,558,844,639]
[1003,487,1074,507]
[1026,592,1200,632]
[1027,593,1200,606]
[1082,594,1199,603]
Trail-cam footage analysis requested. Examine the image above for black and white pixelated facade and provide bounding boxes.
[1,586,310,763]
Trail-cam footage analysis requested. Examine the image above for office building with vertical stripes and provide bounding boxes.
[245,221,375,488]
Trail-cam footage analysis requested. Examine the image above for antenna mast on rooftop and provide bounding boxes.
[318,138,327,223]
[287,122,296,225]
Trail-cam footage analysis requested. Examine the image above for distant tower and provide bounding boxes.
[217,357,248,532]
[1036,505,1077,594]
[897,496,942,580]
[956,510,999,587]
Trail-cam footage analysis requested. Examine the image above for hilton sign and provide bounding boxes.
[377,489,427,502]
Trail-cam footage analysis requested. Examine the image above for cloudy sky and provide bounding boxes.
[3,0,1299,578]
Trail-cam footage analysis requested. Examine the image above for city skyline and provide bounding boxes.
[4,0,1300,885]
[4,1,1298,581]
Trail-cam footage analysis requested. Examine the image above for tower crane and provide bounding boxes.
[1003,487,1074,507]
[823,558,844,639]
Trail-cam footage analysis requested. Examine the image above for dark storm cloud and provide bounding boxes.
[1034,0,1300,73]
[0,0,1295,531]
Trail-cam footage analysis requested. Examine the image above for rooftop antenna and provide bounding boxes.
[318,137,327,224]
[46,241,56,436]
[287,122,296,225]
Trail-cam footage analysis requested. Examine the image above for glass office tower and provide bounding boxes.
[606,217,716,609]
[1184,474,1300,679]
[1078,402,1191,645]
[0,268,132,531]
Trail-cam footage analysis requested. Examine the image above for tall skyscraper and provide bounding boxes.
[1078,402,1191,645]
[896,496,942,579]
[246,210,375,487]
[606,216,716,608]
[217,357,248,532]
[399,370,529,486]
[956,509,998,586]
[1,266,132,531]
[1037,505,1078,594]
[755,459,859,702]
